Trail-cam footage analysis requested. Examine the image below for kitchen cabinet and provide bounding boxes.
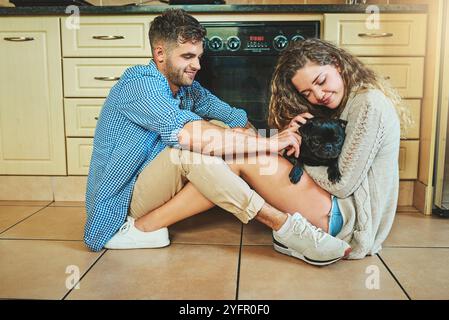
[0,17,66,175]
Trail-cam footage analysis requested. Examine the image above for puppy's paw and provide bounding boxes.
[328,169,342,184]
[289,166,303,184]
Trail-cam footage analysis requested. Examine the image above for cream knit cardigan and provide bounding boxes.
[304,89,401,259]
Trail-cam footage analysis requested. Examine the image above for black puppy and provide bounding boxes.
[284,117,347,184]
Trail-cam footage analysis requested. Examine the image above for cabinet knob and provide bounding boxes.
[92,35,125,40]
[358,33,394,38]
[94,76,120,81]
[4,37,34,42]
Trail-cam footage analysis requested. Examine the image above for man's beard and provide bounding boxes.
[166,59,193,87]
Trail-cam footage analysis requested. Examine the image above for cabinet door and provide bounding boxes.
[324,14,427,56]
[66,138,93,175]
[0,18,66,175]
[61,16,153,57]
[63,58,149,97]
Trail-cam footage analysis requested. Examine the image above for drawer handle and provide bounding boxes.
[384,76,391,80]
[94,76,120,81]
[92,35,125,40]
[358,32,394,38]
[4,37,34,42]
[94,117,98,120]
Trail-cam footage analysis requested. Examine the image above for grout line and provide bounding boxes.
[376,253,412,300]
[0,202,54,236]
[61,249,109,300]
[235,223,244,301]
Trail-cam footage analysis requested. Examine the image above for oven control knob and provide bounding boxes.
[208,36,223,51]
[292,35,305,42]
[273,35,288,51]
[226,36,241,51]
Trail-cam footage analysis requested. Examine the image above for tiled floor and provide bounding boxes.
[1,201,449,300]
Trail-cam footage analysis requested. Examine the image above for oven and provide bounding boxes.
[196,21,320,131]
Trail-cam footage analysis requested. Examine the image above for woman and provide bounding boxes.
[268,38,408,258]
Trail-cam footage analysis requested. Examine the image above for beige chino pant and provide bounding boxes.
[129,143,266,224]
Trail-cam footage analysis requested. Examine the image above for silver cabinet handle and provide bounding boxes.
[92,35,125,40]
[358,33,393,38]
[94,76,120,81]
[4,37,34,42]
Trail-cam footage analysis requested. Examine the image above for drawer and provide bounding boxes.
[402,99,421,140]
[63,58,149,97]
[61,16,153,57]
[64,98,105,137]
[399,140,419,180]
[67,138,93,175]
[359,57,424,98]
[324,14,426,56]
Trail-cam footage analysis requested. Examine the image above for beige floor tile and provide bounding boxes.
[379,247,449,300]
[170,207,242,245]
[0,207,86,241]
[384,212,449,247]
[0,200,52,206]
[242,220,272,245]
[49,201,85,207]
[0,206,43,233]
[238,246,407,300]
[0,240,103,299]
[66,244,239,300]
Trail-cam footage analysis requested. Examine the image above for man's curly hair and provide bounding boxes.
[149,9,206,50]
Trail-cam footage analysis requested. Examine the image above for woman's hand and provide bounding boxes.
[287,112,314,131]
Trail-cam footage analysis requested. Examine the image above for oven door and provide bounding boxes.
[197,55,277,130]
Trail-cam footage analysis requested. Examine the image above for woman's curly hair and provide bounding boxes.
[268,38,411,136]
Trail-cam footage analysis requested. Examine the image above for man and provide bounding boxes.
[85,9,350,266]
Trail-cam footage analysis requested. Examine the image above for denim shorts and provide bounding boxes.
[328,196,343,237]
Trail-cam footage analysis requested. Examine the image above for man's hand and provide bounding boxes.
[268,126,302,158]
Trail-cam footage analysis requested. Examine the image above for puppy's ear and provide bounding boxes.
[338,119,348,129]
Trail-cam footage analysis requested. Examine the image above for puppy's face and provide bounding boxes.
[299,118,347,159]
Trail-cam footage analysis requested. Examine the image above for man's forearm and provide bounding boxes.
[178,120,271,156]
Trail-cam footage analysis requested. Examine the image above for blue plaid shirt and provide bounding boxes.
[85,60,248,251]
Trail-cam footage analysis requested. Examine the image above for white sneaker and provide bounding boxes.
[104,216,170,249]
[273,213,351,266]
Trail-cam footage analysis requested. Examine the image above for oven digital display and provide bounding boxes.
[249,36,265,41]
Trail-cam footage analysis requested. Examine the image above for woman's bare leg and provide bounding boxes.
[227,154,332,231]
[135,153,330,232]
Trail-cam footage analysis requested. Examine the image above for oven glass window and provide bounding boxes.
[197,56,277,130]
